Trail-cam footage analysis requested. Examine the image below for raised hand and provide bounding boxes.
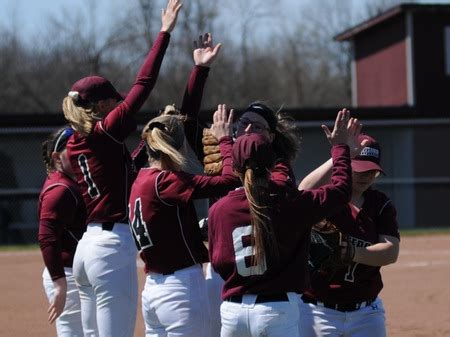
[193,33,222,67]
[161,0,183,33]
[347,116,367,158]
[210,104,234,140]
[322,108,362,147]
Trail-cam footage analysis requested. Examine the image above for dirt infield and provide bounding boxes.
[1,234,449,337]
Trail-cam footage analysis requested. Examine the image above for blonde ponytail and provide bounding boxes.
[62,96,97,136]
[142,115,186,171]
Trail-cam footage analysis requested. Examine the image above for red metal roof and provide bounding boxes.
[334,3,450,41]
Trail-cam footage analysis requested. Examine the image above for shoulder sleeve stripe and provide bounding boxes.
[155,171,173,206]
[378,200,392,216]
[42,183,79,208]
[98,122,124,145]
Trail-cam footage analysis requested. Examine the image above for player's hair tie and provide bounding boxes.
[68,91,80,102]
[148,121,168,132]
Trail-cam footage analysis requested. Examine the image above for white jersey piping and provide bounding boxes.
[378,200,392,216]
[98,121,124,145]
[154,170,197,264]
[41,183,78,207]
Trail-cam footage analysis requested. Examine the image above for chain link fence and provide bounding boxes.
[1,117,449,244]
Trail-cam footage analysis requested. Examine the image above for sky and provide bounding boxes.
[1,0,450,44]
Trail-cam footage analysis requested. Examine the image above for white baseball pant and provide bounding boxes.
[42,267,84,337]
[141,264,211,337]
[73,223,138,337]
[298,297,386,337]
[220,292,301,337]
[205,262,224,337]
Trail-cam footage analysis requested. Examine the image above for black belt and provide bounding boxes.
[225,293,289,303]
[102,222,128,231]
[301,295,375,312]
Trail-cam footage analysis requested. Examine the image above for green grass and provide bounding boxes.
[0,244,39,252]
[400,227,450,236]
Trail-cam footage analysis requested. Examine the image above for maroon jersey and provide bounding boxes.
[208,144,352,299]
[306,188,400,303]
[271,159,296,188]
[128,137,240,274]
[67,32,170,223]
[38,171,87,280]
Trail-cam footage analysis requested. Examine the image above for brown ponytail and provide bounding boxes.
[41,139,53,175]
[41,126,73,175]
[242,167,279,269]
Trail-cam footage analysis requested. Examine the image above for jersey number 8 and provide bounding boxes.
[232,225,267,277]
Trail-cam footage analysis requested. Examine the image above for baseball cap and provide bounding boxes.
[232,133,276,175]
[69,76,123,105]
[351,134,385,174]
[244,102,278,132]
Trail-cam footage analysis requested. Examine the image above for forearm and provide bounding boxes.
[298,158,332,190]
[39,218,66,280]
[53,276,67,291]
[181,66,210,160]
[125,32,171,112]
[39,240,65,280]
[191,137,239,199]
[181,66,210,119]
[353,239,399,266]
[218,136,234,176]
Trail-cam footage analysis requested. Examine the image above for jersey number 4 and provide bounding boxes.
[232,225,267,277]
[78,154,100,199]
[129,198,153,250]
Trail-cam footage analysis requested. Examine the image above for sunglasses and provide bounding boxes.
[237,117,270,133]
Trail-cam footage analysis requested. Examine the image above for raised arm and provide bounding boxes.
[298,108,363,190]
[293,109,362,221]
[155,105,239,205]
[102,0,182,140]
[181,33,222,160]
[191,104,240,198]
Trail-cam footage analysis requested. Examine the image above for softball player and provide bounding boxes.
[298,130,400,337]
[62,2,182,336]
[234,102,300,187]
[38,126,86,337]
[128,105,239,337]
[208,110,361,337]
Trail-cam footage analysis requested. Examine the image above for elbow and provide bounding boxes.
[388,249,400,265]
[382,246,400,266]
[298,179,308,190]
[385,254,398,265]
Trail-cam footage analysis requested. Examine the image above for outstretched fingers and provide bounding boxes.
[321,124,332,139]
[227,108,234,125]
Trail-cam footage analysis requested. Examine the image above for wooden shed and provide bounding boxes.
[335,3,450,114]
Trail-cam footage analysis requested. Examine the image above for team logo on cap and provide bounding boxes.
[360,147,379,158]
